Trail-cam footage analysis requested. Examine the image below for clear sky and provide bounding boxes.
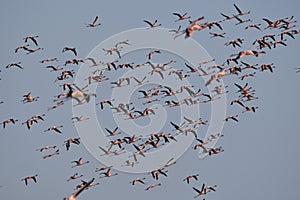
[0,0,300,200]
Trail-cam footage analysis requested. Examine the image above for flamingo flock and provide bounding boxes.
[0,2,299,200]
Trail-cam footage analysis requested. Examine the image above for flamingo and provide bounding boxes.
[6,62,23,69]
[40,57,58,63]
[233,4,250,16]
[99,168,118,178]
[67,173,83,181]
[71,116,89,123]
[62,47,77,56]
[1,118,18,128]
[172,12,191,22]
[225,38,244,47]
[130,178,146,185]
[225,115,239,122]
[22,92,39,103]
[21,175,38,185]
[235,50,266,60]
[46,65,63,72]
[143,19,161,28]
[43,149,60,159]
[36,145,57,152]
[44,125,63,134]
[183,174,199,184]
[245,23,261,30]
[71,158,89,168]
[145,183,161,191]
[64,138,80,151]
[209,32,226,38]
[86,16,101,27]
[105,127,120,137]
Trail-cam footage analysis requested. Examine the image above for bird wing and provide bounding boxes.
[131,77,141,83]
[159,170,167,177]
[233,117,239,122]
[193,175,198,180]
[268,66,273,73]
[46,66,56,70]
[16,64,24,69]
[196,138,204,143]
[201,183,205,191]
[113,127,119,134]
[93,16,99,24]
[185,63,194,71]
[236,101,245,107]
[72,48,78,56]
[170,121,180,130]
[133,144,141,151]
[31,37,38,46]
[116,50,121,59]
[186,177,190,184]
[26,120,31,129]
[105,128,113,135]
[37,115,45,121]
[138,90,147,96]
[234,15,242,22]
[163,85,172,93]
[100,102,104,110]
[193,16,205,24]
[143,20,153,27]
[140,76,147,82]
[233,4,242,14]
[99,145,109,154]
[172,13,182,18]
[146,61,156,69]
[286,32,295,39]
[32,176,37,183]
[183,116,193,123]
[262,18,273,25]
[214,22,223,30]
[193,187,201,193]
[202,93,211,99]
[156,71,164,80]
[54,128,62,134]
[234,83,243,90]
[86,57,97,65]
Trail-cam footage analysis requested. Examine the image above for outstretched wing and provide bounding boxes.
[143,20,153,27]
[93,16,99,24]
[31,37,38,46]
[233,4,242,14]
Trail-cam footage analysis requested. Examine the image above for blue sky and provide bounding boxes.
[0,0,300,199]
